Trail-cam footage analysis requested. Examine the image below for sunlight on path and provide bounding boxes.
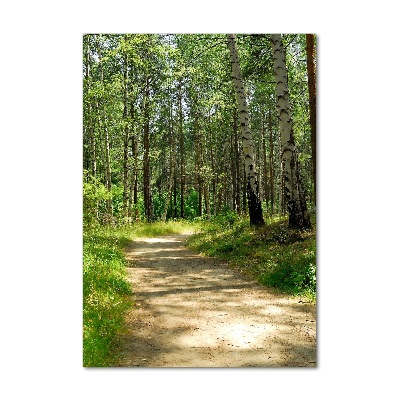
[119,234,316,367]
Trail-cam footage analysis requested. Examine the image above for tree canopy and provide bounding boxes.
[83,33,316,228]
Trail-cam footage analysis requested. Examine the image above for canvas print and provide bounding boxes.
[83,33,317,367]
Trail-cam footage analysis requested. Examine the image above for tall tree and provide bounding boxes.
[306,34,317,206]
[162,101,176,222]
[122,49,130,218]
[83,35,96,179]
[97,35,113,219]
[227,34,264,226]
[270,34,310,229]
[178,80,185,219]
[268,110,274,214]
[143,75,152,222]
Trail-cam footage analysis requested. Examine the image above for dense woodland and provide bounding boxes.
[83,33,316,228]
[83,33,317,366]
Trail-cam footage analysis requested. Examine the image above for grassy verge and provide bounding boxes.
[83,226,134,367]
[186,214,316,302]
[83,220,194,367]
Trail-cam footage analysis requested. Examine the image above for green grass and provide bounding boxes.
[83,220,195,367]
[133,220,196,237]
[83,217,315,366]
[187,214,316,302]
[83,226,134,367]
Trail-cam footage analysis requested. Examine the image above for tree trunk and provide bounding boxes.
[162,104,175,223]
[122,51,130,219]
[230,126,236,212]
[204,184,211,220]
[84,37,96,178]
[268,110,274,215]
[242,162,247,214]
[96,34,113,220]
[270,34,310,229]
[143,77,151,222]
[128,57,139,221]
[227,34,264,226]
[179,85,185,219]
[306,34,317,206]
[209,121,217,217]
[103,116,113,220]
[194,104,203,217]
[173,167,177,219]
[261,116,269,212]
[129,133,139,221]
[234,109,241,215]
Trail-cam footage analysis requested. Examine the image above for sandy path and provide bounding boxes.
[117,233,316,367]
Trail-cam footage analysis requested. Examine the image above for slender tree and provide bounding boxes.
[306,34,317,206]
[270,34,310,229]
[178,81,185,219]
[261,116,269,211]
[162,102,176,222]
[227,34,264,226]
[95,34,113,220]
[268,110,274,214]
[122,50,130,218]
[83,35,96,178]
[143,76,152,222]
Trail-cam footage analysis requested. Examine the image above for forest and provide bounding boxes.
[83,33,316,226]
[83,33,317,367]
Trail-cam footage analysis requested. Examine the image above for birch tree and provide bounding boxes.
[227,34,264,226]
[270,34,310,229]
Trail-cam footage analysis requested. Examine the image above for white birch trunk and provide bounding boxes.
[227,34,264,226]
[270,34,310,229]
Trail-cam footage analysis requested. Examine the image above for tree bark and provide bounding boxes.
[193,101,203,217]
[96,34,113,220]
[84,36,96,178]
[209,119,217,217]
[162,103,175,223]
[143,76,151,222]
[261,116,269,212]
[270,34,310,229]
[268,110,274,215]
[179,84,185,219]
[234,109,241,215]
[129,61,139,221]
[306,34,317,206]
[231,124,236,211]
[227,34,264,226]
[122,51,130,218]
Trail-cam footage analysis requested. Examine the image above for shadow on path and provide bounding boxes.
[117,234,316,367]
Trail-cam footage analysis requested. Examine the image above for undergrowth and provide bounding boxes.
[83,217,315,366]
[83,220,193,367]
[187,214,316,302]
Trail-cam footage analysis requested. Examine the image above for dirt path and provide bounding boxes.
[117,233,316,367]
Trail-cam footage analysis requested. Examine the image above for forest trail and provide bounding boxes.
[118,233,316,367]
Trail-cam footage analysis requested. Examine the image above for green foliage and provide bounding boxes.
[213,207,239,228]
[184,188,200,219]
[83,225,134,366]
[187,217,316,301]
[83,172,112,227]
[83,220,197,366]
[84,34,315,226]
[151,191,166,220]
[258,244,316,295]
[134,220,196,237]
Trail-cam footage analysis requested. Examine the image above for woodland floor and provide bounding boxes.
[117,233,316,367]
